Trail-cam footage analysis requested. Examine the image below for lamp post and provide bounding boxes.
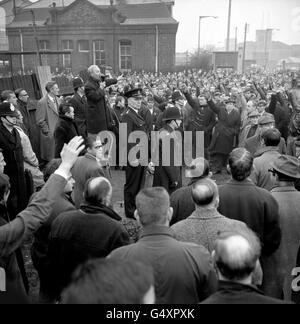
[198,15,218,56]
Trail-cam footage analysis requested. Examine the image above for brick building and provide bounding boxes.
[5,0,178,74]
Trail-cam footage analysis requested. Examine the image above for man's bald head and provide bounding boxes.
[83,177,112,206]
[213,227,261,281]
[88,65,101,82]
[192,178,218,208]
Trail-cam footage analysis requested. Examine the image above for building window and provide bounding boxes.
[62,40,73,68]
[78,40,89,52]
[39,40,50,66]
[93,40,105,66]
[119,40,132,71]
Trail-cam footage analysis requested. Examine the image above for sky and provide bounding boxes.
[173,0,300,53]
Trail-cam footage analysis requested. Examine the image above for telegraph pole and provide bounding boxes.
[30,9,42,66]
[242,23,248,73]
[226,0,232,51]
[235,27,238,51]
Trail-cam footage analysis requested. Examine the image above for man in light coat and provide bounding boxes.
[36,82,62,167]
[250,128,282,191]
[270,155,300,300]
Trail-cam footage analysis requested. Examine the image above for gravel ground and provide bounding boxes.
[23,169,230,303]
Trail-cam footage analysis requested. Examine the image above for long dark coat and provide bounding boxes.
[68,93,88,139]
[183,92,216,148]
[84,77,117,134]
[54,115,79,158]
[0,124,27,217]
[153,124,182,195]
[207,100,241,155]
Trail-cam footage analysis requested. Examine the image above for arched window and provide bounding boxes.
[119,40,132,71]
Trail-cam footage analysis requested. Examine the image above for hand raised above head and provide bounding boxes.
[60,136,85,171]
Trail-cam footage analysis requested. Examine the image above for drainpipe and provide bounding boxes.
[155,25,159,74]
[19,29,24,74]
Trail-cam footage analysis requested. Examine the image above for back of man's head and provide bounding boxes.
[213,227,261,282]
[136,187,171,227]
[228,148,253,181]
[61,258,155,304]
[83,177,112,207]
[192,178,219,208]
[261,128,281,147]
[44,159,62,182]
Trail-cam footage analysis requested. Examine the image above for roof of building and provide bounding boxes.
[7,0,177,27]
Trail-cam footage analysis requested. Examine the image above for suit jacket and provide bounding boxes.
[201,281,291,304]
[0,174,67,304]
[71,153,106,209]
[36,94,60,161]
[109,225,218,304]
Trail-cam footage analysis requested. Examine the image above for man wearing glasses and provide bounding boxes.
[15,88,30,137]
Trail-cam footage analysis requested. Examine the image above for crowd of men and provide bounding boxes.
[0,64,300,304]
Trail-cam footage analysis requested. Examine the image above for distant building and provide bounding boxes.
[5,0,178,73]
[175,51,190,67]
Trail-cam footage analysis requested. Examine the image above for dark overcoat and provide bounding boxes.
[54,115,79,158]
[68,93,88,138]
[0,124,27,215]
[153,124,182,194]
[84,77,117,134]
[207,100,241,155]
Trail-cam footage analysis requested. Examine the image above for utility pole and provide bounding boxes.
[226,0,232,51]
[242,23,248,73]
[235,27,238,51]
[30,9,42,66]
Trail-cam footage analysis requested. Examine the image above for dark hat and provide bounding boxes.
[0,102,19,118]
[72,77,84,89]
[124,88,143,99]
[270,155,300,179]
[163,107,183,121]
[258,113,275,125]
[171,91,184,102]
